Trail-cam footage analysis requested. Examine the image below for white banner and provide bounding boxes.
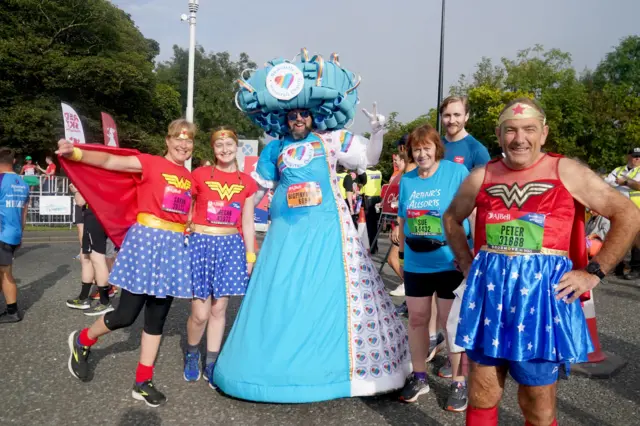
[236,139,259,171]
[39,196,71,215]
[61,103,86,144]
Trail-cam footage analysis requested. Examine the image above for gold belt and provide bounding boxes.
[137,213,186,233]
[480,245,568,257]
[191,223,239,236]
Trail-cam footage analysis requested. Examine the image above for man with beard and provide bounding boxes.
[212,51,412,402]
[440,96,490,170]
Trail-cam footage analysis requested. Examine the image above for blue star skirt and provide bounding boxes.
[108,223,193,299]
[189,232,249,300]
[455,251,593,364]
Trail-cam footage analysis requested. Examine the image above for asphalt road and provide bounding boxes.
[1,233,639,425]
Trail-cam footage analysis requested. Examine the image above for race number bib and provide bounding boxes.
[207,201,241,225]
[407,210,442,236]
[485,212,545,253]
[161,186,191,214]
[287,182,322,208]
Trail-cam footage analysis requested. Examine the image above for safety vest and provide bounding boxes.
[337,172,348,199]
[362,169,382,197]
[614,165,640,208]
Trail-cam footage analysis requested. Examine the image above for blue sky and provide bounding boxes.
[112,0,640,134]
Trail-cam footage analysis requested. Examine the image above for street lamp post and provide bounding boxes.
[436,0,446,135]
[181,0,199,170]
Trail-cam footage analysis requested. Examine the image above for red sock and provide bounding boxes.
[525,420,557,426]
[135,363,154,384]
[78,328,98,347]
[467,405,498,426]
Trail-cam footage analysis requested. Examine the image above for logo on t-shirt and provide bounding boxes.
[485,182,554,209]
[205,181,245,201]
[162,173,192,190]
[453,156,464,164]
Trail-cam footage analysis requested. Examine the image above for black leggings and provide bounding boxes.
[104,289,174,336]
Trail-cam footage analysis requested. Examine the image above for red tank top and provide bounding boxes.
[474,154,587,268]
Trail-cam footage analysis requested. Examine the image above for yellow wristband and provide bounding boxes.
[246,252,257,263]
[399,258,404,267]
[69,147,83,162]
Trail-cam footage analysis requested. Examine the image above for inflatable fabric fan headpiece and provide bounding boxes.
[235,48,361,137]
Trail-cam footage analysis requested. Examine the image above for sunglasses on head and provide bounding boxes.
[287,110,311,121]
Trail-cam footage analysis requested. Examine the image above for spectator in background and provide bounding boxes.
[36,156,57,193]
[20,156,36,176]
[440,96,490,170]
[585,210,610,259]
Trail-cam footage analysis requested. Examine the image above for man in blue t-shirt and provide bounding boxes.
[0,148,30,323]
[440,96,491,171]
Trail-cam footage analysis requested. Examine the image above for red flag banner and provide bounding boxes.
[101,112,119,147]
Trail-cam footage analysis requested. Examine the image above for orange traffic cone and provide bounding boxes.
[572,290,627,378]
[357,207,370,254]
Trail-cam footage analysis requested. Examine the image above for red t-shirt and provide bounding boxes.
[136,154,194,224]
[191,166,257,230]
[46,163,56,179]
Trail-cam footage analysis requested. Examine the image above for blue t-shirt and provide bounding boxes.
[443,134,490,171]
[398,161,470,273]
[0,173,29,245]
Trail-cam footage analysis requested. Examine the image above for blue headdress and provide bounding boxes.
[235,48,361,138]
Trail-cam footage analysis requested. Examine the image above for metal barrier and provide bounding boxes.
[24,176,75,227]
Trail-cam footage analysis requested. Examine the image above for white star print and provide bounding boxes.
[554,315,561,324]
[530,307,536,315]
[524,255,531,261]
[527,342,533,351]
[520,288,529,296]
[487,283,495,291]
[497,304,503,312]
[502,269,506,276]
[484,318,491,326]
[458,317,462,324]
[511,272,519,279]
[535,272,543,280]
[469,302,476,310]
[552,348,557,355]
[518,323,525,332]
[511,306,516,313]
[546,325,552,332]
[556,264,562,271]
[492,338,499,347]
[463,335,471,344]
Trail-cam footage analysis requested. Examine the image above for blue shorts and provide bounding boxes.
[467,349,562,386]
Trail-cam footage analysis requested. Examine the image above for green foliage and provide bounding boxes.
[0,0,261,165]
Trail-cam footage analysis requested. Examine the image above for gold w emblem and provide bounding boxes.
[205,181,244,200]
[162,174,192,190]
[486,182,554,209]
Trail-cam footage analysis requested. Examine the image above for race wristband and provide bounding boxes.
[246,252,257,263]
[69,147,83,162]
[399,258,404,267]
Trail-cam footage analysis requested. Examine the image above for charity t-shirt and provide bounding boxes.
[398,160,470,273]
[443,134,490,171]
[0,173,29,245]
[136,154,194,224]
[191,166,257,230]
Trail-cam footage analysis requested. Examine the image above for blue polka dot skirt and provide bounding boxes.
[189,232,249,300]
[109,223,193,299]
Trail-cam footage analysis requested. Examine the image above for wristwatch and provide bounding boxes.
[586,261,605,280]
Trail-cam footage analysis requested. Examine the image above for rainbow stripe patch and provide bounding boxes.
[340,131,354,153]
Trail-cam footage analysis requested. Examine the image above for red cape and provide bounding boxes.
[59,144,141,247]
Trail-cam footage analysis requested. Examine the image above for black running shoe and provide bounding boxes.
[132,380,167,407]
[399,374,430,403]
[67,330,90,381]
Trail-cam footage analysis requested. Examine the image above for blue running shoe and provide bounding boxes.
[204,362,215,383]
[207,363,219,390]
[183,351,201,382]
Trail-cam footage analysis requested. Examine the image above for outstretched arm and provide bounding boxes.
[56,139,142,173]
[336,103,386,174]
[443,167,486,276]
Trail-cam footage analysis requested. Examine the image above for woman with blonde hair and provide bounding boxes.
[59,119,196,407]
[183,126,257,386]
